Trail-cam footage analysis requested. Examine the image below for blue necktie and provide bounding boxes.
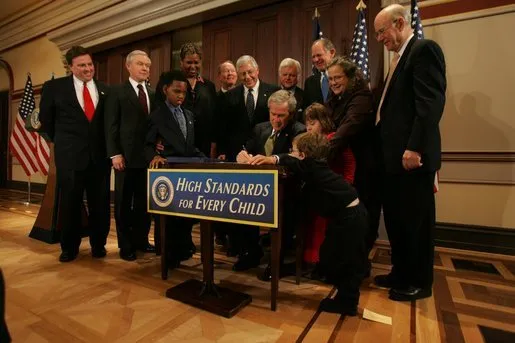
[246,88,255,120]
[321,72,329,102]
[174,108,187,139]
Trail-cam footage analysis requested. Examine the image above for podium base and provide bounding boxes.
[28,226,59,244]
[165,279,252,318]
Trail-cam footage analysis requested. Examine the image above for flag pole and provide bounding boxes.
[24,176,31,206]
[356,0,366,10]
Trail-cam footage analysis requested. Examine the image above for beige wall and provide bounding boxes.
[3,37,65,184]
[425,6,515,229]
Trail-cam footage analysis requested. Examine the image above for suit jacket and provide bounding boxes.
[303,73,324,108]
[144,105,204,163]
[288,86,305,123]
[326,89,377,197]
[245,120,306,156]
[183,77,218,155]
[379,36,446,174]
[104,81,156,168]
[218,81,280,161]
[39,76,109,171]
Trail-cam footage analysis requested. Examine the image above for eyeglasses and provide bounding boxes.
[375,18,398,39]
[327,74,346,82]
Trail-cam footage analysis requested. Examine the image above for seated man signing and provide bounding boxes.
[233,90,305,279]
[256,132,368,316]
[237,89,305,165]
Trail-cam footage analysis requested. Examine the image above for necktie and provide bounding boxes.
[246,88,255,120]
[83,82,95,122]
[174,108,187,139]
[264,131,277,156]
[321,72,329,102]
[137,84,149,114]
[376,52,400,125]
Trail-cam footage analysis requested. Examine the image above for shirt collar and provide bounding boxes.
[397,33,414,59]
[244,79,260,93]
[165,101,181,113]
[73,75,93,87]
[129,77,146,89]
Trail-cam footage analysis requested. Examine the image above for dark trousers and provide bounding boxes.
[165,216,196,261]
[383,172,436,289]
[319,204,368,308]
[114,168,150,251]
[57,160,111,253]
[355,173,382,253]
[0,269,11,343]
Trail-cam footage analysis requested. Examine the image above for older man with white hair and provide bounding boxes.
[278,58,305,122]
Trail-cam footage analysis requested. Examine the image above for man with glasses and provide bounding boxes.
[373,4,446,302]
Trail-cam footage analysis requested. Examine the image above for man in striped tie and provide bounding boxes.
[39,46,111,263]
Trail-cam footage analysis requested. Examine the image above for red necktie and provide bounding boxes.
[83,82,95,122]
[137,84,149,114]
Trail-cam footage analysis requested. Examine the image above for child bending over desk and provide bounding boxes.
[248,132,368,316]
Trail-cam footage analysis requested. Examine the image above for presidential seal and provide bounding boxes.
[30,108,41,130]
[151,176,174,208]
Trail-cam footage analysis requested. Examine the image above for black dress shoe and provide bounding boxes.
[373,274,397,289]
[389,287,432,301]
[136,243,156,253]
[91,247,107,258]
[59,251,78,262]
[319,298,358,316]
[258,262,295,282]
[119,250,137,261]
[232,251,263,271]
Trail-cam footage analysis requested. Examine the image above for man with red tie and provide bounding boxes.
[40,46,111,262]
[105,50,157,261]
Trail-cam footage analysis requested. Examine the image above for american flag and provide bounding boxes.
[411,0,438,192]
[350,8,369,79]
[411,0,424,39]
[312,8,322,75]
[9,75,50,176]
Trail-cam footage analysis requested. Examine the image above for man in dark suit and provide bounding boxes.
[218,55,280,162]
[145,70,204,266]
[278,58,305,123]
[0,269,10,343]
[105,50,156,261]
[235,90,306,273]
[40,46,111,262]
[373,4,446,301]
[303,38,336,107]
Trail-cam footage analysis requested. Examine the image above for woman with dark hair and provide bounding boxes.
[302,103,356,275]
[326,57,381,277]
[179,43,218,157]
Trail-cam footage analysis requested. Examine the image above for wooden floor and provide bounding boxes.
[1,190,515,343]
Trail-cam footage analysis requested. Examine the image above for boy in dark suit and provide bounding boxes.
[253,132,368,316]
[145,70,204,266]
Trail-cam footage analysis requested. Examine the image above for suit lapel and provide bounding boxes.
[384,36,417,102]
[147,87,155,113]
[165,106,187,143]
[124,81,142,112]
[67,76,86,115]
[256,82,269,110]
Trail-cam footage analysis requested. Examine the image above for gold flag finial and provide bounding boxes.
[313,7,320,19]
[356,0,367,11]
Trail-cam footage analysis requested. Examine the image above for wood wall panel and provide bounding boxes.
[255,16,278,84]
[202,0,383,90]
[93,33,172,88]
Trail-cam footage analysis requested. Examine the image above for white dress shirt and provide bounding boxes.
[73,75,98,111]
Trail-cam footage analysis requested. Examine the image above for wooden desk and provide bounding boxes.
[152,163,284,317]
